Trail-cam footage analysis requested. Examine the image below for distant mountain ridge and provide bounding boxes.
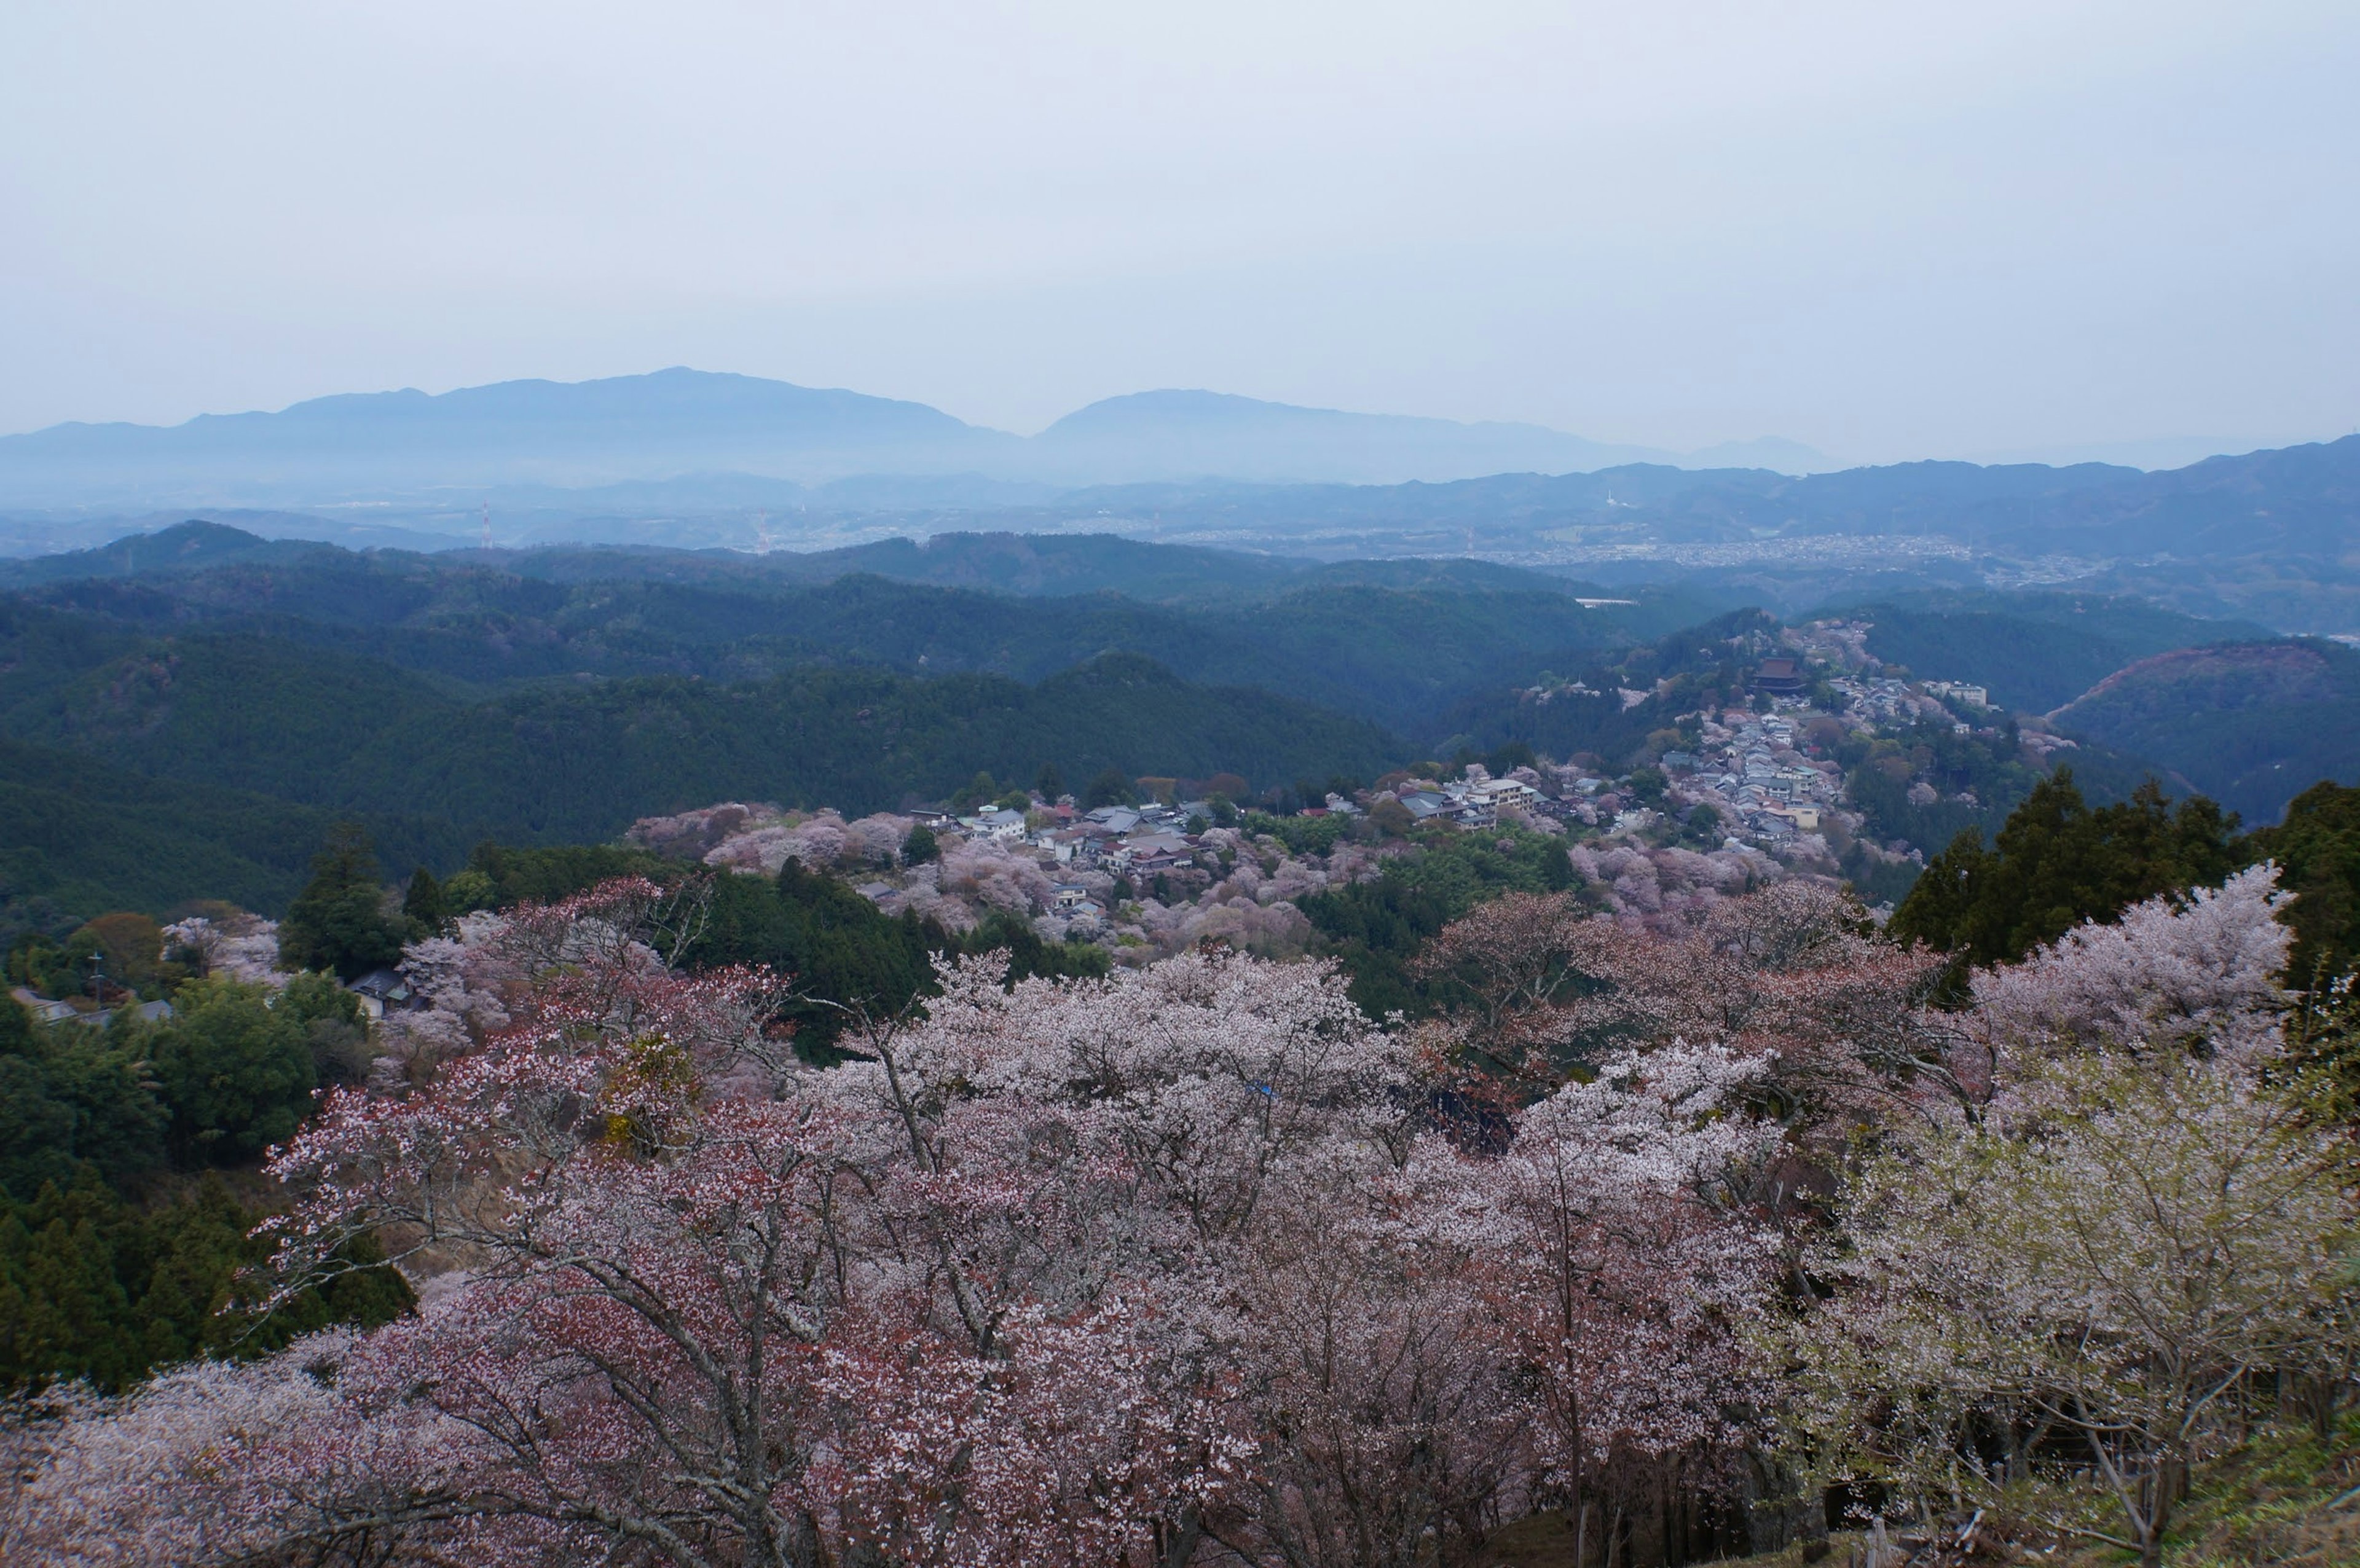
[0,369,1832,504]
[0,369,1015,499]
[1027,388,1689,482]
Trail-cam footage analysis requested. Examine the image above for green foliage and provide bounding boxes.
[2,541,1640,735]
[900,823,940,866]
[1837,721,2050,856]
[0,734,462,931]
[0,1171,412,1394]
[1082,767,1137,809]
[0,595,1407,858]
[463,840,669,907]
[2246,780,2360,990]
[278,970,375,1089]
[1889,772,2244,984]
[441,867,497,913]
[963,909,1112,988]
[1442,609,1781,769]
[1034,762,1064,799]
[1296,826,1579,1019]
[1484,741,1540,776]
[1841,592,2272,712]
[1836,840,1923,911]
[6,930,77,998]
[678,862,1107,1054]
[0,1006,166,1202]
[149,978,318,1163]
[402,865,446,930]
[275,824,406,981]
[2047,637,2360,827]
[1243,812,1355,859]
[678,863,945,1051]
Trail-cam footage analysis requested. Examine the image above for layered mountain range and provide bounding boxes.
[0,370,1827,503]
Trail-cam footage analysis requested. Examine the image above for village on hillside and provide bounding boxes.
[7,615,2029,1024]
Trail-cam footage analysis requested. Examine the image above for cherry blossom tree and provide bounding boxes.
[10,874,1924,1567]
[1415,882,1946,1134]
[1779,868,2360,1568]
[1487,1045,1782,1560]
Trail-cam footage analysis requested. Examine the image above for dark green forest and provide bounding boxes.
[2046,638,2360,824]
[1839,591,2273,713]
[5,523,1670,735]
[0,972,412,1394]
[6,523,2352,938]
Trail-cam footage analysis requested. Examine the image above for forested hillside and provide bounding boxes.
[2049,638,2360,823]
[1838,591,2274,711]
[0,738,464,920]
[0,606,1401,847]
[4,523,2337,933]
[3,524,1674,734]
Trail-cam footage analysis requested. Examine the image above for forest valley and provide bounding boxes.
[2,775,2358,1568]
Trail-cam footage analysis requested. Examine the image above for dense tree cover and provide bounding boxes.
[1240,809,1358,859]
[0,734,462,943]
[2246,780,2360,989]
[0,995,165,1201]
[1296,825,1579,1017]
[275,825,407,981]
[677,858,1106,1051]
[6,915,179,1006]
[150,980,321,1164]
[4,543,1647,734]
[1890,772,2244,984]
[0,980,406,1394]
[1835,719,2046,854]
[0,1172,411,1394]
[18,861,2346,1565]
[1787,869,2352,1568]
[2046,637,2360,825]
[2,975,361,1190]
[457,839,671,910]
[1437,609,1783,769]
[1080,766,1137,809]
[1841,591,2272,712]
[0,597,1404,850]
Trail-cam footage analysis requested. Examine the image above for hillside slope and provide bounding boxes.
[1840,592,2274,711]
[0,598,1406,847]
[1,526,1652,736]
[2050,639,2360,824]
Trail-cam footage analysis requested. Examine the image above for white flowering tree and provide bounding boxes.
[1780,868,2360,1568]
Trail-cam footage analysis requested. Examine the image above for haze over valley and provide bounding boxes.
[7,7,2360,1567]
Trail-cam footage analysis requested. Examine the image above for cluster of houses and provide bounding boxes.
[1394,773,1543,828]
[924,797,1211,874]
[908,796,1242,935]
[1656,712,1843,845]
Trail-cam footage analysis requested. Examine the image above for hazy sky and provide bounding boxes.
[4,2,2356,465]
